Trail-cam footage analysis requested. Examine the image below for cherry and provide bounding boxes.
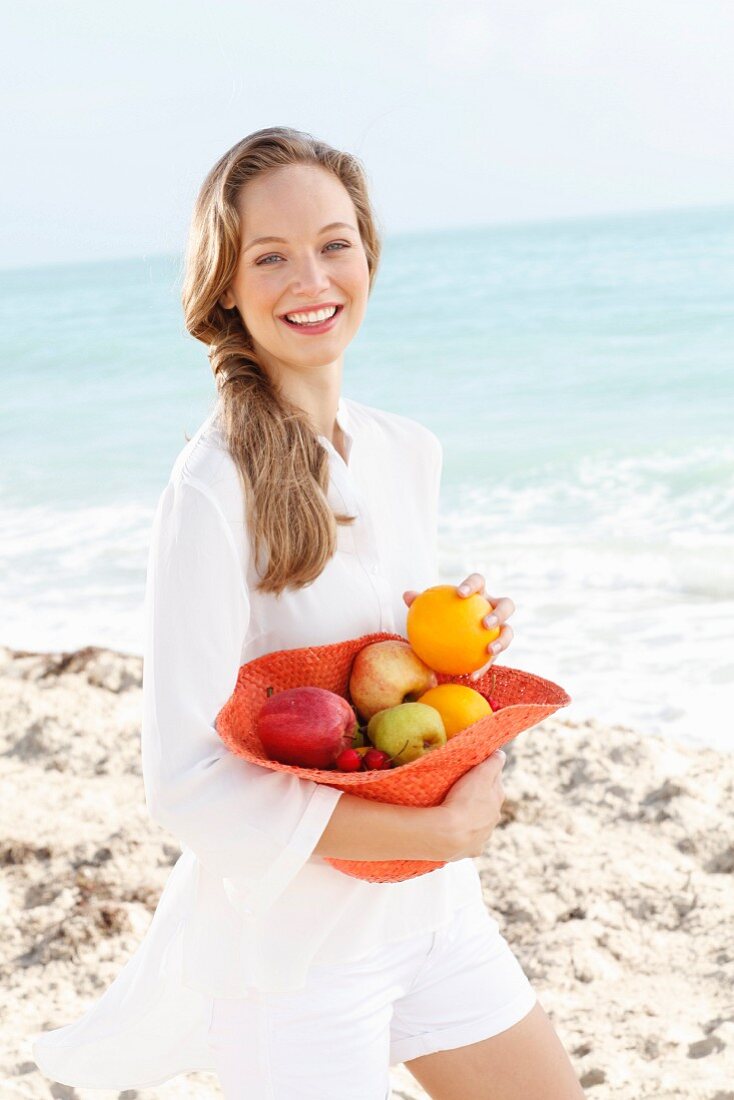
[363,748,391,770]
[335,748,363,772]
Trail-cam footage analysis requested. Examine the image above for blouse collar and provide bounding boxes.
[317,395,354,465]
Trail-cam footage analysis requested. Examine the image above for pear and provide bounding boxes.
[352,726,367,748]
[367,702,447,766]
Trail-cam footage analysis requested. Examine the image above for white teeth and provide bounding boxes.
[284,306,338,325]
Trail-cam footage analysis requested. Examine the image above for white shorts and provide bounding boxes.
[207,899,538,1099]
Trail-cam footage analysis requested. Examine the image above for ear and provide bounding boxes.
[219,289,235,310]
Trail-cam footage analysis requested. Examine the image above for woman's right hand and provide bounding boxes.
[438,750,507,860]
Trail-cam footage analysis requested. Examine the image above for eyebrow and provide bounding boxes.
[244,222,358,252]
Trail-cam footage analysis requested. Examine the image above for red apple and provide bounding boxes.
[349,639,438,721]
[256,686,357,769]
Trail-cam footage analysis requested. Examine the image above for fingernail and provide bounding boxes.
[458,585,470,595]
[496,749,506,762]
[490,641,502,653]
[484,615,498,628]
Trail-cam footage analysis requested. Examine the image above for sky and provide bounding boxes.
[2,0,734,269]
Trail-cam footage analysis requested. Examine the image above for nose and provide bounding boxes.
[290,253,332,298]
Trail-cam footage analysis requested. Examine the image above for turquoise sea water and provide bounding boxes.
[2,205,733,752]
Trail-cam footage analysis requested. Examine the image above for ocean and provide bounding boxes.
[2,204,732,753]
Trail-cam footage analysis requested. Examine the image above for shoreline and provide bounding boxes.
[2,642,732,1097]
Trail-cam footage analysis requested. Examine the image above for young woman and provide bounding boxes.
[32,127,585,1099]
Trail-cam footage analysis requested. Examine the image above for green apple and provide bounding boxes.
[367,702,447,766]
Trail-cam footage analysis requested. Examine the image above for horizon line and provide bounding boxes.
[3,198,734,277]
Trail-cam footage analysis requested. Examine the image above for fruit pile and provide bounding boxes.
[256,585,504,773]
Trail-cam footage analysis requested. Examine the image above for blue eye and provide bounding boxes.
[256,241,350,266]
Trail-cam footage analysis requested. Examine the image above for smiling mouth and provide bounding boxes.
[279,304,344,329]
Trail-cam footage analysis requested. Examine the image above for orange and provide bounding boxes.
[416,683,492,738]
[406,584,501,674]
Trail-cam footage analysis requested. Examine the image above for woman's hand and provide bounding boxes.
[439,750,507,859]
[402,573,515,681]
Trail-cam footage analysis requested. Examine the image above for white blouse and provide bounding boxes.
[31,394,484,1091]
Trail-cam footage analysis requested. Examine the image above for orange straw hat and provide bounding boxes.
[215,631,571,883]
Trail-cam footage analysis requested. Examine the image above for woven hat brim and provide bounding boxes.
[215,631,571,882]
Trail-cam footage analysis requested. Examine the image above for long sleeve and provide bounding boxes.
[141,474,344,919]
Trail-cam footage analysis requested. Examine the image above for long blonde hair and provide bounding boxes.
[181,126,382,595]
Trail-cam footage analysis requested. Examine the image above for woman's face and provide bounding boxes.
[220,164,370,377]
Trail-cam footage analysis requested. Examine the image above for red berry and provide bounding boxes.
[336,748,363,772]
[363,748,391,770]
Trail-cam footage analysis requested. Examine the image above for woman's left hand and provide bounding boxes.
[402,574,515,681]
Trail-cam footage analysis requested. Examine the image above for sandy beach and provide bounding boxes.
[2,641,732,1099]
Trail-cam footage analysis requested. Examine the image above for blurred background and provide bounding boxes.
[1,0,733,753]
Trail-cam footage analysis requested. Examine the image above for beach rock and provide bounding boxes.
[706,844,734,873]
[49,1084,78,1098]
[688,1034,725,1059]
[579,1067,606,1088]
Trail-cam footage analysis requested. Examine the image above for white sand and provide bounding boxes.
[1,642,732,1099]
